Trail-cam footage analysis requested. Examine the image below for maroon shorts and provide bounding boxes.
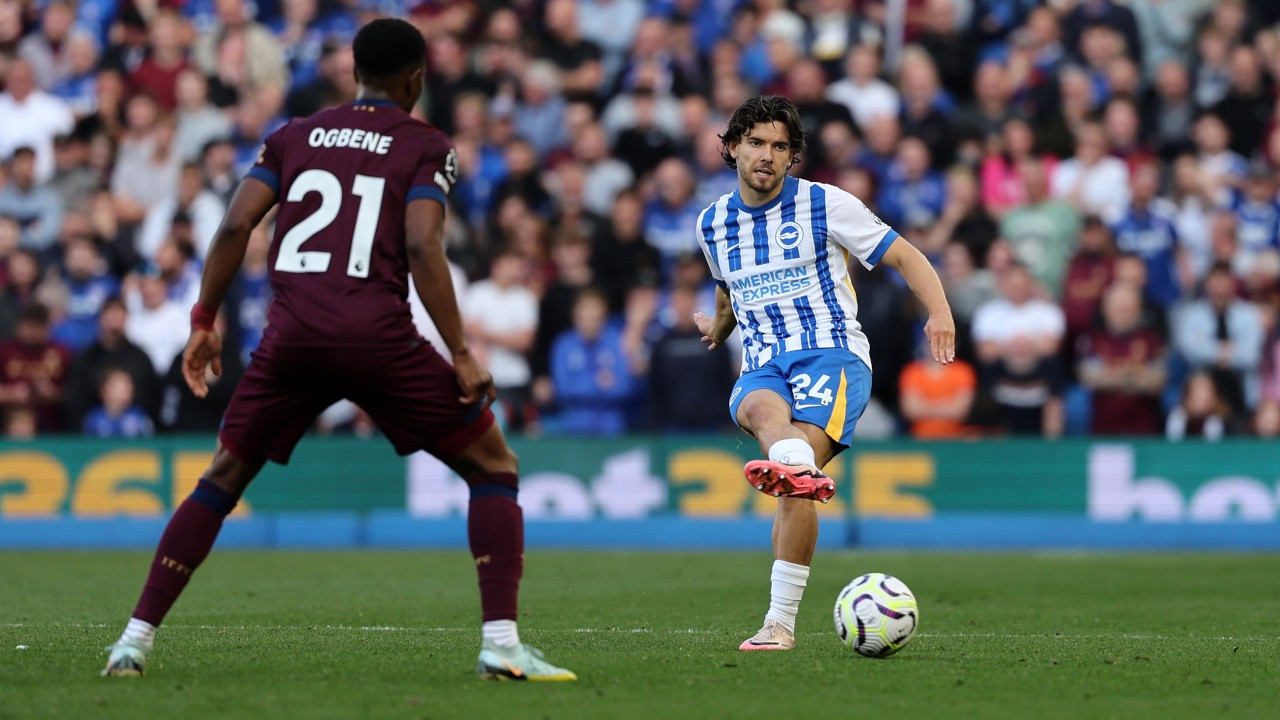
[219,337,494,464]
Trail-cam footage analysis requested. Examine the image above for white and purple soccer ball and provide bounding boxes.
[833,572,919,657]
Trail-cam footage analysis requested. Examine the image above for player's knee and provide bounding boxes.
[202,448,261,499]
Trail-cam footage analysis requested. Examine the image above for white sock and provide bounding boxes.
[119,618,156,652]
[768,438,815,467]
[482,620,520,648]
[764,560,809,633]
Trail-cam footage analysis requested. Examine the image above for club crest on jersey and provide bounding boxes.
[775,221,805,250]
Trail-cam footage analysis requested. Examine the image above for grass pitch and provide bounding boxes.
[2,550,1278,719]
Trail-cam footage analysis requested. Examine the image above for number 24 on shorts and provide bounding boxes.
[789,373,834,409]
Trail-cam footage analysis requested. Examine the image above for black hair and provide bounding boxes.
[719,95,807,170]
[352,18,427,82]
[17,302,50,326]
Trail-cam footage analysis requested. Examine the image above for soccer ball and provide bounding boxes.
[833,572,919,657]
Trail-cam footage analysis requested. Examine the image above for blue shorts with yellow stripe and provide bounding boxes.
[728,348,872,451]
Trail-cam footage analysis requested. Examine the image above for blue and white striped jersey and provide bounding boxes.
[697,175,900,374]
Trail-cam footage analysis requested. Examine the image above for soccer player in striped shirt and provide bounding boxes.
[693,96,955,651]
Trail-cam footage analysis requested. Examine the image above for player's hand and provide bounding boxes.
[183,328,223,399]
[454,350,497,406]
[924,312,956,365]
[694,311,727,350]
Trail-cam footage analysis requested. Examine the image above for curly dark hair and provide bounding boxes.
[719,95,807,170]
[352,18,427,82]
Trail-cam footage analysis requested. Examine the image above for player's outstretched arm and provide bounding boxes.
[879,237,956,364]
[405,198,494,406]
[185,177,277,398]
[693,285,738,350]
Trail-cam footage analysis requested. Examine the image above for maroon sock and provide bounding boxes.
[132,480,237,626]
[467,472,523,622]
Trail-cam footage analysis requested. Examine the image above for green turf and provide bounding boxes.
[2,550,1278,719]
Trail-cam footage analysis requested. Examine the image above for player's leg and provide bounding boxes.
[104,445,264,676]
[104,341,332,677]
[440,423,576,681]
[354,341,574,681]
[731,352,871,651]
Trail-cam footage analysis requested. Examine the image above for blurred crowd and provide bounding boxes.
[4,0,1280,441]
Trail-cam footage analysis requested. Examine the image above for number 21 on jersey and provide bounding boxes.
[276,169,384,278]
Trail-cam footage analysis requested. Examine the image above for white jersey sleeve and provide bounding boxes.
[695,204,726,286]
[821,184,900,269]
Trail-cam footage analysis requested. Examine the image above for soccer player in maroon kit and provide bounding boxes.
[103,19,576,682]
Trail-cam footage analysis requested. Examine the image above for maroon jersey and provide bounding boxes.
[0,339,72,431]
[1081,329,1164,435]
[246,99,456,347]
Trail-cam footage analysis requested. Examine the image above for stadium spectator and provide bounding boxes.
[124,268,188,375]
[63,295,159,429]
[1061,217,1117,354]
[138,164,225,261]
[0,58,76,186]
[1062,0,1142,65]
[82,368,154,438]
[1165,370,1230,440]
[590,189,660,313]
[0,248,41,340]
[174,70,234,164]
[1050,120,1131,223]
[1103,97,1154,174]
[539,0,605,104]
[200,138,240,205]
[51,237,118,352]
[972,263,1064,364]
[111,99,182,225]
[193,0,290,110]
[1212,45,1273,158]
[98,9,150,78]
[424,35,491,134]
[270,0,358,96]
[613,89,679,177]
[896,46,956,168]
[1112,163,1181,309]
[877,135,945,231]
[918,0,979,103]
[643,158,702,278]
[899,351,977,438]
[999,158,1080,298]
[48,29,101,118]
[1144,59,1196,159]
[1165,153,1216,283]
[286,44,358,119]
[18,1,75,90]
[1131,0,1206,78]
[534,232,596,385]
[47,134,97,214]
[548,287,632,436]
[128,9,191,111]
[980,116,1058,220]
[0,146,63,253]
[918,166,997,262]
[826,44,900,130]
[463,251,538,429]
[647,283,735,432]
[1192,112,1246,206]
[1078,282,1167,435]
[0,302,71,432]
[572,122,633,218]
[1172,262,1264,415]
[979,334,1065,437]
[1228,164,1280,268]
[577,0,646,83]
[957,60,1014,141]
[153,238,203,310]
[513,61,570,161]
